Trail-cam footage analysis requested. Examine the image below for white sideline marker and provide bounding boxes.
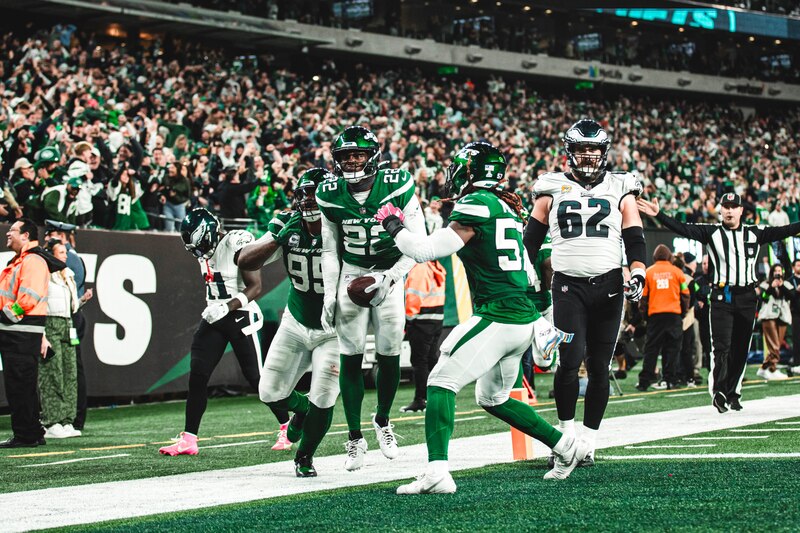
[729,428,800,432]
[666,391,706,397]
[18,454,130,468]
[741,384,766,389]
[775,421,800,425]
[624,444,716,449]
[604,452,800,460]
[683,436,769,440]
[607,398,645,404]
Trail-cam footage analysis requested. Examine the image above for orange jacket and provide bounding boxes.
[405,260,446,321]
[1,241,50,325]
[642,260,689,316]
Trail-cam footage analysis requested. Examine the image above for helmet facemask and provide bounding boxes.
[181,209,220,259]
[563,119,611,183]
[333,148,379,183]
[293,182,321,222]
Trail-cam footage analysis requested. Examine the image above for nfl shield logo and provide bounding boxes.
[288,234,301,247]
[359,207,367,215]
[561,285,568,293]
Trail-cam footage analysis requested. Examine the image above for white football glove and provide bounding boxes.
[623,268,646,302]
[321,295,336,334]
[364,273,393,306]
[202,302,229,324]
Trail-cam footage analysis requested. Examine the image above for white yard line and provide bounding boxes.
[665,391,707,397]
[729,428,800,432]
[17,454,130,468]
[684,436,769,440]
[1,394,798,532]
[203,440,272,449]
[624,444,716,449]
[604,453,800,460]
[607,398,645,404]
[775,421,800,425]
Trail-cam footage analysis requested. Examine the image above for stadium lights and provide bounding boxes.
[466,53,484,63]
[677,78,692,87]
[748,36,755,42]
[345,36,363,47]
[496,1,502,5]
[628,72,643,82]
[404,44,422,55]
[521,59,538,69]
[775,39,781,45]
[523,5,531,10]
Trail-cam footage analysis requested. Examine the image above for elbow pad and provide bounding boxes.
[395,227,465,263]
[622,226,646,266]
[523,218,548,263]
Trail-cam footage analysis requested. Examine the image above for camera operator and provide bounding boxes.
[756,264,794,380]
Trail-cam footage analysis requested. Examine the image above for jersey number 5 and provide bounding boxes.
[557,198,610,239]
[496,218,524,271]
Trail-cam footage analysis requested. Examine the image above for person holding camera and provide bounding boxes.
[160,162,191,232]
[756,263,794,381]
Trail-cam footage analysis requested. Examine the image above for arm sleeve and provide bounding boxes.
[621,226,646,266]
[523,218,549,264]
[753,222,800,244]
[320,210,341,302]
[655,211,715,244]
[385,195,427,283]
[394,226,465,263]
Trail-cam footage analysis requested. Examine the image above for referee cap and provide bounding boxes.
[720,192,742,207]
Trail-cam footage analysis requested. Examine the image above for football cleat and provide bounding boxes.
[294,455,318,478]
[159,432,198,456]
[271,423,293,451]
[729,397,743,411]
[756,367,769,379]
[396,471,457,495]
[286,413,305,444]
[344,438,368,471]
[400,399,426,413]
[578,451,595,467]
[712,392,728,414]
[372,415,399,460]
[544,437,590,480]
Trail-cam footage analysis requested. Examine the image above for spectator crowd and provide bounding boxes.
[0,22,799,238]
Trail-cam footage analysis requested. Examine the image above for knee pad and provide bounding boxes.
[308,388,338,410]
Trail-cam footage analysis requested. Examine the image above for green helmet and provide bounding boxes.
[293,167,335,222]
[181,208,220,259]
[331,126,380,183]
[445,141,507,199]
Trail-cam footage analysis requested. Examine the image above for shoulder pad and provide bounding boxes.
[533,173,571,197]
[606,172,642,197]
[225,230,255,252]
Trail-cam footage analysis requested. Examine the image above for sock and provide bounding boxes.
[558,419,576,439]
[269,405,290,425]
[279,421,288,430]
[349,430,364,440]
[483,397,562,449]
[552,433,573,455]
[427,459,449,476]
[339,354,365,432]
[374,415,389,427]
[297,403,334,458]
[426,386,456,461]
[269,390,310,416]
[582,425,598,450]
[376,354,400,419]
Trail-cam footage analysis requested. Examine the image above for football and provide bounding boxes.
[347,275,377,308]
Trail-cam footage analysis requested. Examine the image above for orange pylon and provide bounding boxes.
[509,388,534,460]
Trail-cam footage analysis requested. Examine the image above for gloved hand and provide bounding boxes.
[273,212,303,246]
[202,302,229,324]
[375,202,405,238]
[365,273,394,306]
[321,295,336,334]
[623,269,646,302]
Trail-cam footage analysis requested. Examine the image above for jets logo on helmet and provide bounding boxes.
[332,126,381,183]
[293,167,333,222]
[563,119,611,183]
[181,208,221,259]
[445,141,507,199]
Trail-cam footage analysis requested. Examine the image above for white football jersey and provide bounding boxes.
[200,230,258,310]
[533,171,642,277]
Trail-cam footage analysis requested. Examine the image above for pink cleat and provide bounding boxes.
[159,432,198,456]
[271,423,292,451]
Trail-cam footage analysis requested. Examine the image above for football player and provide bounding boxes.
[376,142,585,494]
[316,126,426,471]
[237,168,340,477]
[159,208,290,456]
[523,119,647,470]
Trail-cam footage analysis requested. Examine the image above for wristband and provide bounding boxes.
[630,268,646,281]
[233,293,249,308]
[381,215,405,238]
[11,302,24,317]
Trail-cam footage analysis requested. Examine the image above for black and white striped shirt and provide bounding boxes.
[656,212,800,287]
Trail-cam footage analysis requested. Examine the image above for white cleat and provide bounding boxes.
[372,415,399,460]
[344,438,368,471]
[756,367,769,379]
[396,471,457,495]
[767,369,788,381]
[544,437,591,480]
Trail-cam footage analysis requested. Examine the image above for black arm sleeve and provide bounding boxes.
[523,218,549,265]
[655,211,715,244]
[753,222,800,244]
[621,226,646,266]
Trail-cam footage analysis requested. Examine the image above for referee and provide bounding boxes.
[638,193,800,413]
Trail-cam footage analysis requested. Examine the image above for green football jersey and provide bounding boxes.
[269,211,324,330]
[315,168,416,270]
[449,190,537,325]
[527,235,552,311]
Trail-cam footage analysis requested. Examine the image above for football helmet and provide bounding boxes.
[293,167,334,222]
[332,126,380,183]
[445,141,507,200]
[181,208,220,259]
[563,119,610,183]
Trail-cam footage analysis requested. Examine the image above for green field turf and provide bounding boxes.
[2,366,799,495]
[71,414,800,533]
